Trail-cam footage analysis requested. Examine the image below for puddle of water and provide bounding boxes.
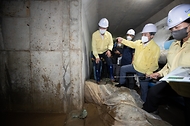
[2,112,67,126]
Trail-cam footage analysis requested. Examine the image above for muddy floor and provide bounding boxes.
[1,103,104,126]
[1,79,186,126]
[1,102,186,126]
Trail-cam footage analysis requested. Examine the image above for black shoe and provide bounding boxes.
[115,84,123,87]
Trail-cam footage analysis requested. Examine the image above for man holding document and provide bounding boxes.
[143,4,190,126]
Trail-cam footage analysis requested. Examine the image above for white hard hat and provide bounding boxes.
[98,18,109,28]
[141,23,157,33]
[167,4,190,29]
[126,29,135,35]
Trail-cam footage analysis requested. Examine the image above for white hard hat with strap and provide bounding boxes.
[167,4,190,29]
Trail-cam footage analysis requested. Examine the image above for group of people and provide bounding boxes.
[92,4,190,126]
[92,18,160,102]
[111,29,135,83]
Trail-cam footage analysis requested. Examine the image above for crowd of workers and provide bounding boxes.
[91,4,190,126]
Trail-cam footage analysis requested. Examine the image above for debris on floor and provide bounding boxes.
[82,79,172,126]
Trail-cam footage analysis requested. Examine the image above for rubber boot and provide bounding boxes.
[95,61,102,83]
[109,65,114,82]
[93,61,96,81]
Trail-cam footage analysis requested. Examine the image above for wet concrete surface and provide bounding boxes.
[1,103,104,126]
[1,84,186,126]
[1,102,186,126]
[1,112,67,126]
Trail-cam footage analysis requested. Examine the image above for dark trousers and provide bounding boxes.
[119,64,149,102]
[98,52,113,66]
[143,81,190,126]
[113,64,120,81]
[184,97,190,126]
[93,52,113,82]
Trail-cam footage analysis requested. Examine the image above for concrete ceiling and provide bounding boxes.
[98,0,174,37]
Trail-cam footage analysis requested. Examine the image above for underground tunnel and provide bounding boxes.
[0,0,190,126]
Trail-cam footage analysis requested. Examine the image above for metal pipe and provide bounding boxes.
[114,75,146,78]
[114,75,151,81]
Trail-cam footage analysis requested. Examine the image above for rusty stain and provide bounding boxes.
[42,75,49,88]
[56,83,61,91]
[26,5,30,16]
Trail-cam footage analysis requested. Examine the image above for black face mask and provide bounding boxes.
[171,26,189,40]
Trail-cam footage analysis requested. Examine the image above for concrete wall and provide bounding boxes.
[0,0,92,113]
[81,0,98,79]
[82,0,99,37]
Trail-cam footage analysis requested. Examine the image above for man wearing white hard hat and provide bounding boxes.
[92,18,114,84]
[120,29,136,66]
[126,29,135,40]
[143,4,190,125]
[116,23,160,102]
